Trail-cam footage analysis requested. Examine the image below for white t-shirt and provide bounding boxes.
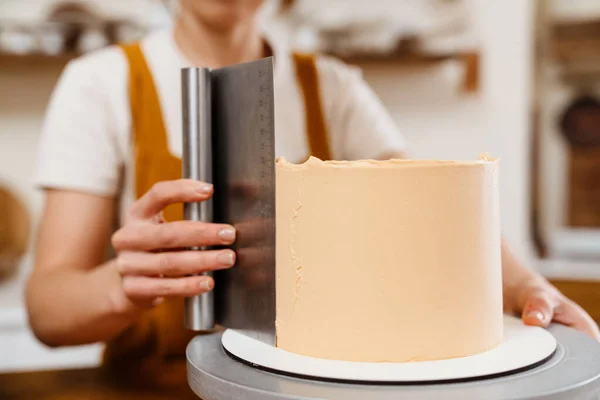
[36,28,406,221]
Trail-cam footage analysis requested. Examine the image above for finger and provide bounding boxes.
[129,179,214,220]
[153,211,166,224]
[122,275,215,300]
[117,250,236,277]
[553,301,600,341]
[112,221,236,251]
[521,290,557,327]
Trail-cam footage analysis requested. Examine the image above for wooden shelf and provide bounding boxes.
[334,51,462,66]
[552,39,600,63]
[547,19,600,83]
[0,46,479,93]
[0,52,77,68]
[0,50,464,69]
[333,49,480,93]
[550,19,600,65]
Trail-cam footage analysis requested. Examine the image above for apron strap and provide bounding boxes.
[120,42,172,199]
[103,43,191,372]
[292,52,332,160]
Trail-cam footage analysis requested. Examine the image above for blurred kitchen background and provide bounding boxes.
[0,0,599,372]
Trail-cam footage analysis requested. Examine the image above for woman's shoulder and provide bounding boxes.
[64,28,171,84]
[62,45,128,84]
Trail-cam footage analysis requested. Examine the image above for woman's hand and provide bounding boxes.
[516,278,600,341]
[500,240,599,341]
[111,179,236,310]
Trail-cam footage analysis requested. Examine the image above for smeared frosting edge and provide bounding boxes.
[276,153,499,169]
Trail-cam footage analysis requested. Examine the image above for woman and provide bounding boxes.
[27,0,599,370]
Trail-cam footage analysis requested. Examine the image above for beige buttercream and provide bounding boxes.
[275,155,503,362]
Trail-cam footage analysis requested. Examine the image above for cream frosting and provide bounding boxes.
[275,155,504,362]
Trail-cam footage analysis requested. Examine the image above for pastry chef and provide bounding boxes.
[26,0,599,369]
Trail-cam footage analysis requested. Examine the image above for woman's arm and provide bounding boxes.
[27,52,236,346]
[26,180,237,347]
[500,241,600,340]
[26,190,135,347]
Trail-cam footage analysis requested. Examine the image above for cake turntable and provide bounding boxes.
[180,58,600,399]
[186,319,600,400]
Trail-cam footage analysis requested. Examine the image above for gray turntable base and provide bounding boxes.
[187,323,600,400]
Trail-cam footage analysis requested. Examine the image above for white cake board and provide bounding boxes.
[221,315,557,383]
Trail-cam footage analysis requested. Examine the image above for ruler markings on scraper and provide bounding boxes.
[257,61,275,221]
[255,59,275,325]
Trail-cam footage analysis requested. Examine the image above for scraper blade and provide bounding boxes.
[211,57,276,345]
[182,57,276,345]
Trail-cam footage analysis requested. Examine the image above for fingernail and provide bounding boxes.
[152,297,164,307]
[219,227,236,242]
[201,280,213,291]
[217,250,235,266]
[526,310,545,322]
[197,184,213,194]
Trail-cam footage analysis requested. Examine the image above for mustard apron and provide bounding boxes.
[102,43,331,367]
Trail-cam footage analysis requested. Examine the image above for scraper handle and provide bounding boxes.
[182,67,215,331]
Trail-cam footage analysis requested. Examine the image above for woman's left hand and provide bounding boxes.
[516,279,600,341]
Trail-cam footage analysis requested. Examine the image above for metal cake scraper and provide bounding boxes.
[181,57,276,345]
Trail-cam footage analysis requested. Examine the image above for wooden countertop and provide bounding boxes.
[0,360,199,400]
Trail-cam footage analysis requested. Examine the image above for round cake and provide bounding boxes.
[275,155,503,362]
